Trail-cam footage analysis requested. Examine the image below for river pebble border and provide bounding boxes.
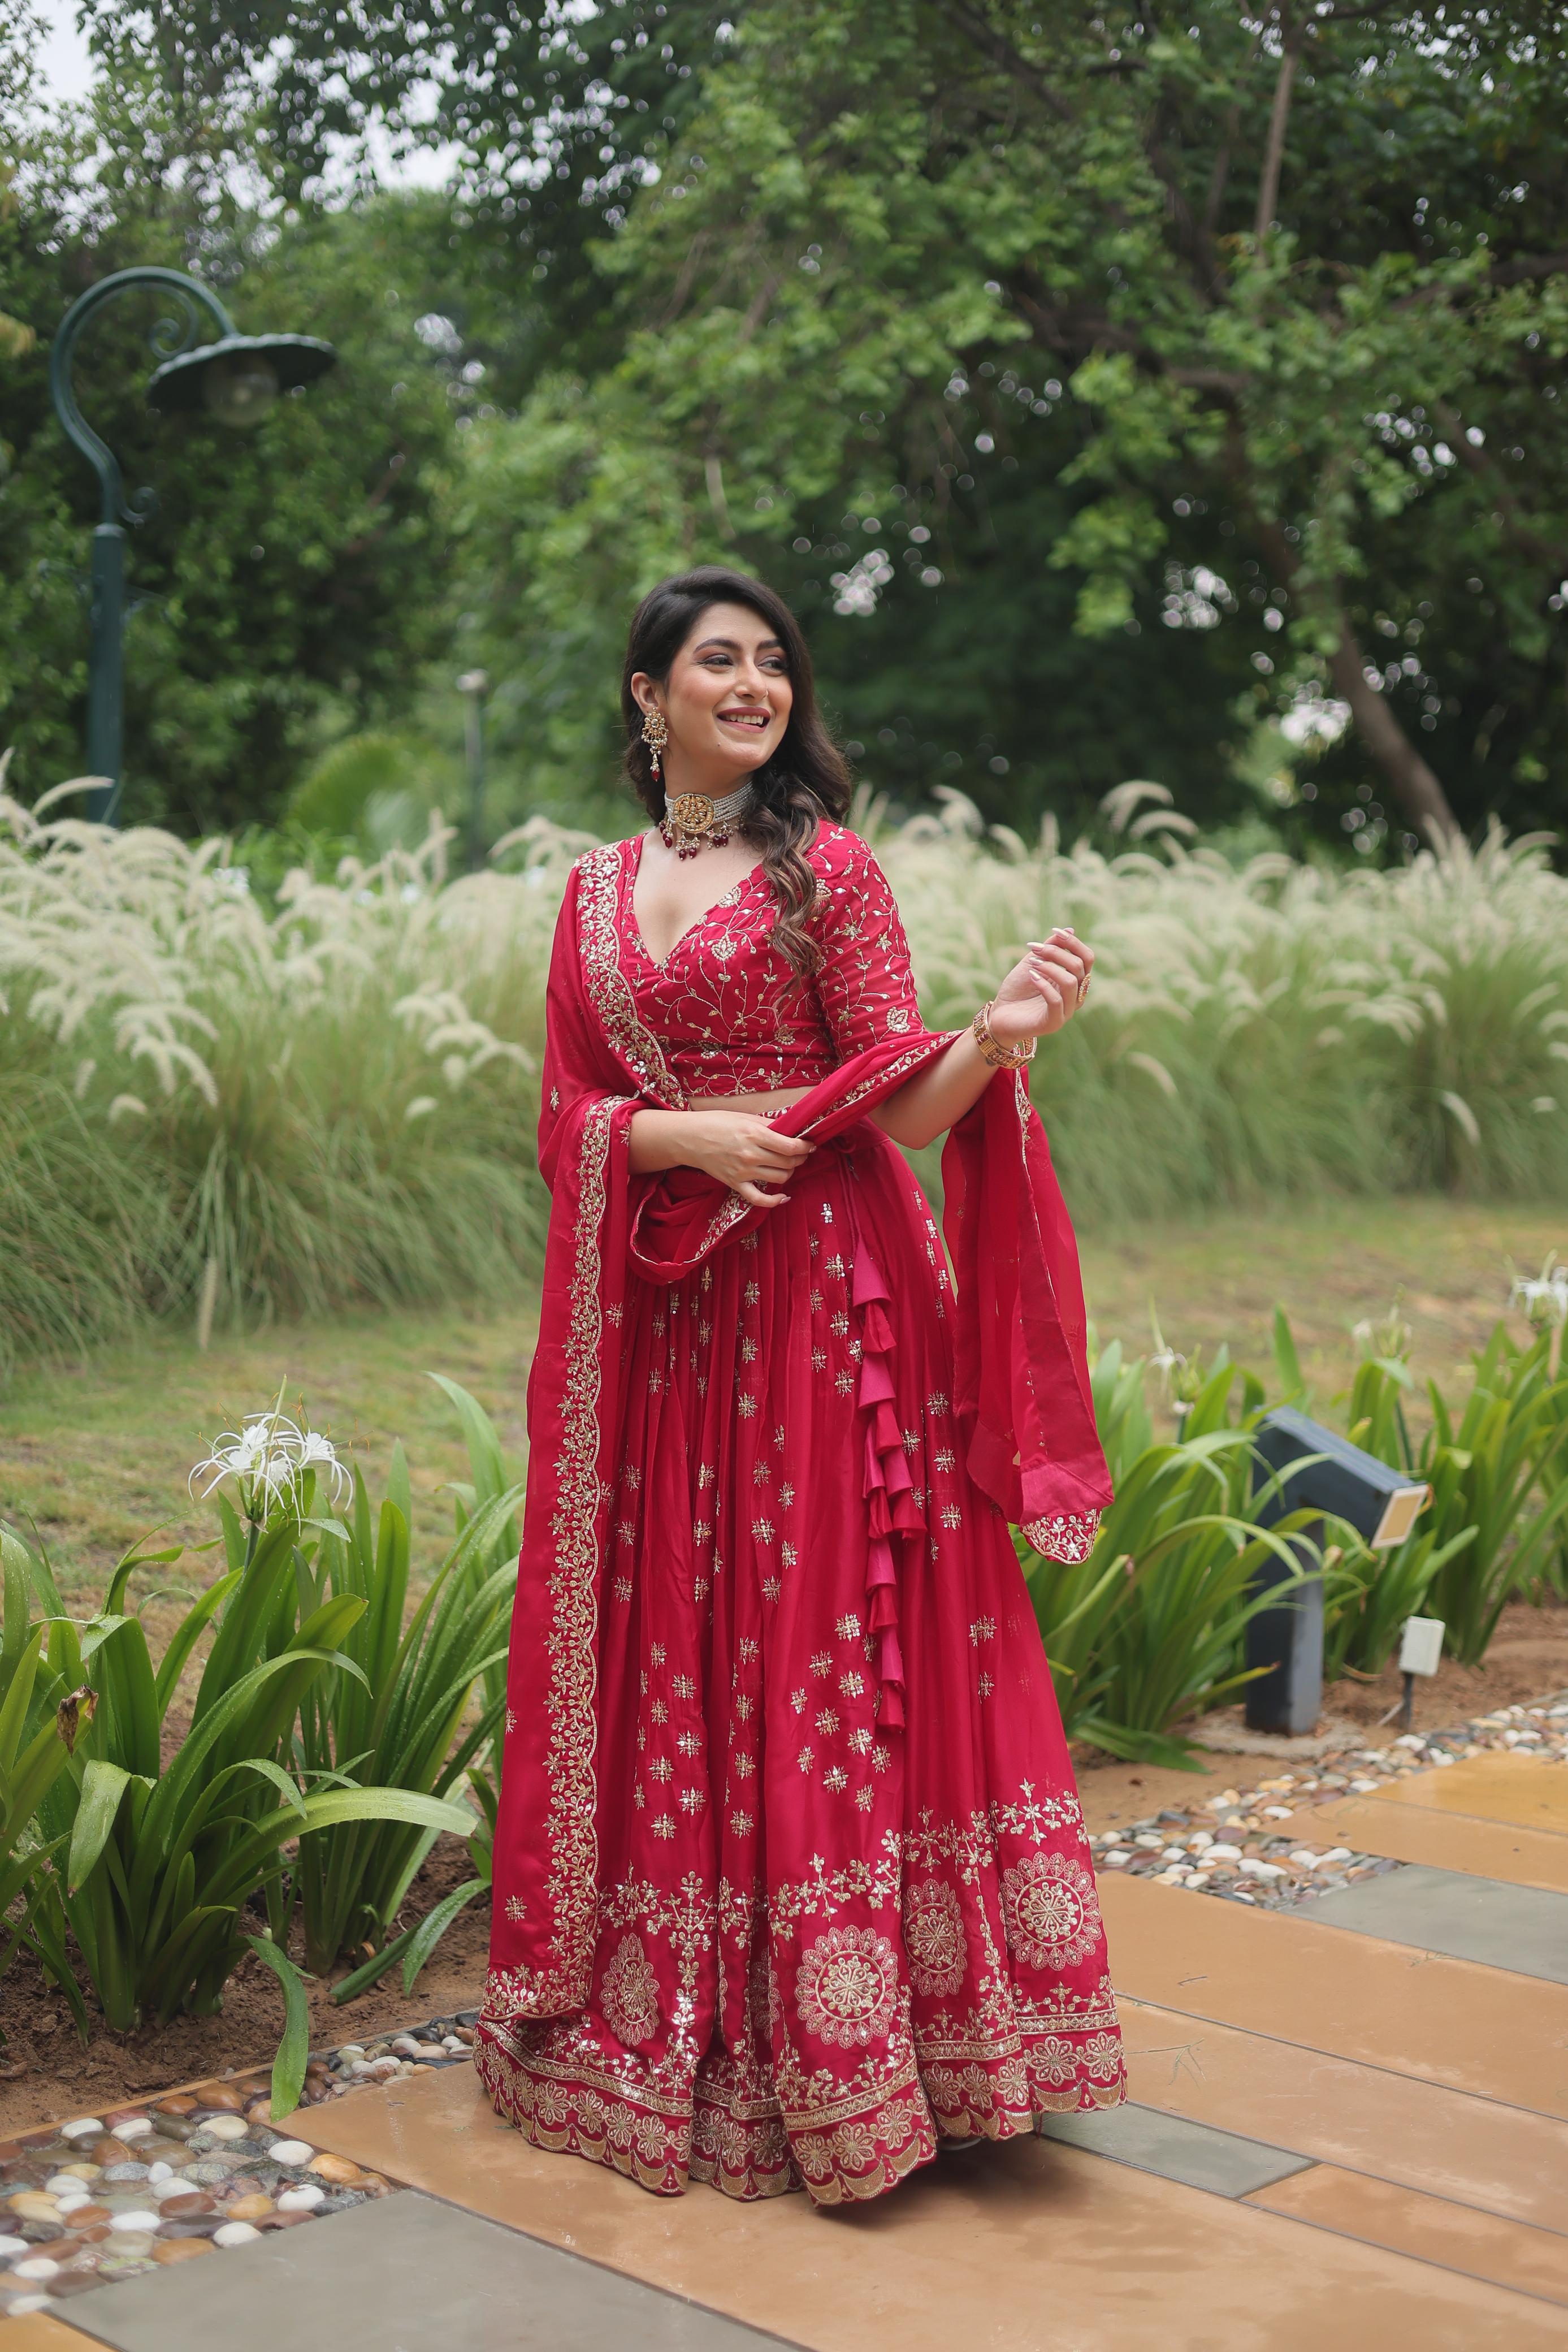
[1088,1694,1568,1909]
[0,2010,480,2320]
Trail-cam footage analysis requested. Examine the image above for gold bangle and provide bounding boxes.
[972,1000,1036,1069]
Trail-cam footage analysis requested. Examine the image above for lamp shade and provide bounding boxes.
[146,332,336,423]
[1252,1407,1429,1549]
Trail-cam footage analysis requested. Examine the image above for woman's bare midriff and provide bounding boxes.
[691,1087,815,1116]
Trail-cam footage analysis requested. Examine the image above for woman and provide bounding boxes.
[477,567,1124,2208]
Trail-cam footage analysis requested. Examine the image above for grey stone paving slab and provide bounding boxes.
[1309,1862,1568,1985]
[1034,2102,1313,2197]
[55,2187,801,2352]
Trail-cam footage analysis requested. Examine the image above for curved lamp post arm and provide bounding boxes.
[48,266,238,526]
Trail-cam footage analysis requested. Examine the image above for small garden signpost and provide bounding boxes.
[48,265,336,826]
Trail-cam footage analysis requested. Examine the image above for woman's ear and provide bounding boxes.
[628,671,662,718]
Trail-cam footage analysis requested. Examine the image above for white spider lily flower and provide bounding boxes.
[189,1407,349,1510]
[1510,1255,1568,1329]
[295,1428,351,1504]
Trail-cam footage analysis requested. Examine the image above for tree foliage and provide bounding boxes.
[8,1,1568,849]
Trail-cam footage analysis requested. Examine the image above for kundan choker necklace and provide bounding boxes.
[659,781,756,859]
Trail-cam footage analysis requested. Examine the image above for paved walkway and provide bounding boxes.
[12,1752,1567,2351]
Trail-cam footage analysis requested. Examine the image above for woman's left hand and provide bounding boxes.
[987,928,1095,1048]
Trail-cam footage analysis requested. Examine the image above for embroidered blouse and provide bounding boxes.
[616,824,924,1101]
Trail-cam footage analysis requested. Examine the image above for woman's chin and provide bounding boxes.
[711,728,779,772]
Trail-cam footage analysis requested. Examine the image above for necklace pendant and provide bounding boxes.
[659,782,755,860]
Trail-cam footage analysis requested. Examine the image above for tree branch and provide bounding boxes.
[1254,13,1303,240]
[1323,617,1460,846]
[1253,514,1459,843]
[1432,400,1568,576]
[937,1,1076,123]
[1487,250,1568,286]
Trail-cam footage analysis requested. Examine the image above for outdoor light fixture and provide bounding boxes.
[1253,1407,1430,1551]
[1246,1407,1431,1736]
[49,266,338,826]
[146,331,335,427]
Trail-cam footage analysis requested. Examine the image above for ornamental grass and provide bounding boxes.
[3,767,1566,1374]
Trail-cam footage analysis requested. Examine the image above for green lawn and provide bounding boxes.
[2,1196,1561,1630]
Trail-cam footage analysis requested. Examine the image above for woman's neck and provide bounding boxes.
[660,743,756,801]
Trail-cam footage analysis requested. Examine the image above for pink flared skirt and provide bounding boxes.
[477,1124,1124,2204]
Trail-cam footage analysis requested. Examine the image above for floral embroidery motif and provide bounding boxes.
[1024,1511,1102,1564]
[1000,1852,1103,1972]
[600,1933,661,2045]
[795,1927,901,2049]
[902,1879,967,1997]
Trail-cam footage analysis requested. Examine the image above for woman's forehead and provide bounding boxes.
[680,600,786,657]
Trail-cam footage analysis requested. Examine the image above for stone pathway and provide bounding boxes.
[3,1740,1565,2349]
[1088,1693,1568,1910]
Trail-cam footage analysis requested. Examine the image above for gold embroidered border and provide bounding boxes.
[576,842,687,1108]
[797,1032,959,1135]
[533,1090,621,2011]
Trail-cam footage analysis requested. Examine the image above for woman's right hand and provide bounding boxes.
[679,1111,815,1209]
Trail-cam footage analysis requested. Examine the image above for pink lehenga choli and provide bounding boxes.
[476,822,1125,2207]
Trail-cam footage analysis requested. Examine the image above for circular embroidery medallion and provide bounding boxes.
[795,1926,900,2048]
[999,1851,1102,1972]
[902,1878,967,1998]
[599,1932,661,2046]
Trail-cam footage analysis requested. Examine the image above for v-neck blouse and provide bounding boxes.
[612,825,925,1102]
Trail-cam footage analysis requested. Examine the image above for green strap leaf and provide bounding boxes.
[245,1935,311,2121]
[234,1759,309,1820]
[401,1878,487,1998]
[330,1925,412,2004]
[0,1624,44,1783]
[68,1759,132,1895]
[153,1569,242,1723]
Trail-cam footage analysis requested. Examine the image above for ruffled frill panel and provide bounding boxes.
[852,1238,924,1731]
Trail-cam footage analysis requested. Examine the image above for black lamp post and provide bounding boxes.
[48,266,336,825]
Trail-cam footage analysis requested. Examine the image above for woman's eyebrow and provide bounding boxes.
[691,634,785,655]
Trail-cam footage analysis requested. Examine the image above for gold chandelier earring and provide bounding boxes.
[641,706,669,781]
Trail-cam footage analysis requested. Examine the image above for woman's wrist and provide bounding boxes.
[974,999,1037,1061]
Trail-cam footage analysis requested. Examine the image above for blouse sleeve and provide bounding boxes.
[809,831,926,1060]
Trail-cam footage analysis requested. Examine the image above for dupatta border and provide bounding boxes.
[576,842,687,1110]
[535,1088,623,2012]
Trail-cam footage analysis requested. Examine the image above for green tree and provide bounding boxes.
[45,1,1568,848]
[438,0,1568,848]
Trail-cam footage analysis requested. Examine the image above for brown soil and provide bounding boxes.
[1319,1593,1568,1731]
[0,1835,488,2139]
[1070,1593,1568,1834]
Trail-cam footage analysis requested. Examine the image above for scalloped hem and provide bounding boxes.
[477,2011,1125,2207]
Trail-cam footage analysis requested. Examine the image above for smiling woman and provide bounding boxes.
[476,566,1123,2211]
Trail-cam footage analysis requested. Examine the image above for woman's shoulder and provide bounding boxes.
[569,833,643,877]
[806,822,889,890]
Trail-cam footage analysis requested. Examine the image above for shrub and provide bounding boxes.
[15,1481,471,2035]
[1342,1321,1568,1664]
[290,1378,519,1980]
[1021,1353,1325,1765]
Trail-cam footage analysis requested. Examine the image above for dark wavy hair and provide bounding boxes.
[621,567,851,979]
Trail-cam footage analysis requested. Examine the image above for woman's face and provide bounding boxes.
[631,600,794,790]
